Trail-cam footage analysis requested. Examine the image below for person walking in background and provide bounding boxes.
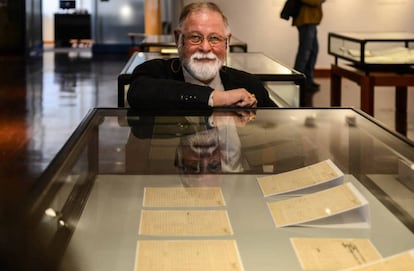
[293,0,325,99]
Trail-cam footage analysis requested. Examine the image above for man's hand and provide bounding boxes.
[211,110,256,127]
[211,89,258,108]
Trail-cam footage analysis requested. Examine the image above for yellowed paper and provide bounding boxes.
[143,187,225,207]
[258,160,343,196]
[135,240,244,271]
[291,238,382,270]
[268,183,365,227]
[139,210,233,236]
[343,250,414,271]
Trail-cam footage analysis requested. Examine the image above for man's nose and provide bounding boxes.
[199,38,212,51]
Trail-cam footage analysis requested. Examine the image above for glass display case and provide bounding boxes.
[328,32,414,71]
[22,108,414,270]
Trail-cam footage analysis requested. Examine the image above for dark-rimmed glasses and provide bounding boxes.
[181,32,227,47]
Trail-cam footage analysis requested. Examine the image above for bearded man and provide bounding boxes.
[127,2,276,109]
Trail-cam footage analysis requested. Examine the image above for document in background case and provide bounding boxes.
[134,240,244,271]
[139,210,233,236]
[143,187,225,207]
[267,183,370,228]
[342,249,414,271]
[257,159,344,197]
[291,238,382,270]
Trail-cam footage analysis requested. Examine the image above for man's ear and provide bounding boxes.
[174,30,181,46]
[227,34,232,49]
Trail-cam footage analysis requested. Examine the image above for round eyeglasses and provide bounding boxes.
[182,33,227,47]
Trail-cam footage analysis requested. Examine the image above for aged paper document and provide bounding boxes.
[267,183,368,227]
[139,210,233,236]
[343,249,414,271]
[291,238,382,270]
[135,240,244,271]
[143,187,225,207]
[258,159,343,196]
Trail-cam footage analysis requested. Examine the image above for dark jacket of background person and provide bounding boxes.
[293,0,323,26]
[127,58,277,110]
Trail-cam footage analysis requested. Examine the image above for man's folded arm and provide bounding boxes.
[127,76,213,109]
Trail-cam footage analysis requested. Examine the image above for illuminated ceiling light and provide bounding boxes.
[120,5,133,19]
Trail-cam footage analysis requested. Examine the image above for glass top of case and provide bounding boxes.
[22,108,414,271]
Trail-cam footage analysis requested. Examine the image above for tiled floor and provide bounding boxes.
[1,49,413,202]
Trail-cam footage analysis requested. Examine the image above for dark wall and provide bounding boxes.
[0,0,42,55]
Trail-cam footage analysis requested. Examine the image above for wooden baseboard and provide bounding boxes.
[315,68,331,78]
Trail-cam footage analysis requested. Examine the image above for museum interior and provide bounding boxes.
[1,1,414,271]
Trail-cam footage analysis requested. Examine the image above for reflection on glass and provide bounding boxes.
[126,110,256,179]
[175,112,253,174]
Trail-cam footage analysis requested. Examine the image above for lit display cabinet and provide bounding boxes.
[328,32,414,118]
[328,32,414,71]
[23,108,414,270]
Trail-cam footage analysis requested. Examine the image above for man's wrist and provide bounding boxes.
[208,90,215,107]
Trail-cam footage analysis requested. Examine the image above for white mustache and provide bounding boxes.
[182,130,219,155]
[191,52,217,61]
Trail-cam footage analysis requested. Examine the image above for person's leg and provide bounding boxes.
[305,25,319,88]
[294,24,317,89]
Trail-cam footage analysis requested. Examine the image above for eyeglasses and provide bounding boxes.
[182,33,227,47]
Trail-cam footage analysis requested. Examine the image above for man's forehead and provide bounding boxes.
[182,9,226,33]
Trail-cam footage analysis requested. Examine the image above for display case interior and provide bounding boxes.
[17,108,414,271]
[328,32,414,71]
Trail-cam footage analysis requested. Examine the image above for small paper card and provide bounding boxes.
[291,238,382,270]
[134,240,244,271]
[267,183,370,228]
[257,159,344,197]
[143,187,225,207]
[342,249,414,271]
[139,210,233,236]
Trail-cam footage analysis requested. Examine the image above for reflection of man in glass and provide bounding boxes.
[175,111,255,175]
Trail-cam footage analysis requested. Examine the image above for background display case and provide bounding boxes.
[328,32,414,71]
[18,108,414,271]
[328,32,414,118]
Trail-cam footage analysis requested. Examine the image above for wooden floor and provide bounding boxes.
[0,49,413,205]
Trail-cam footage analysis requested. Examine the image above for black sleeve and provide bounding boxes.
[221,67,278,108]
[127,58,214,110]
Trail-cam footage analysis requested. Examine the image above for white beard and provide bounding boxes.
[183,52,224,82]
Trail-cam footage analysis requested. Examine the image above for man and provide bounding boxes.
[127,2,277,110]
[293,0,325,94]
